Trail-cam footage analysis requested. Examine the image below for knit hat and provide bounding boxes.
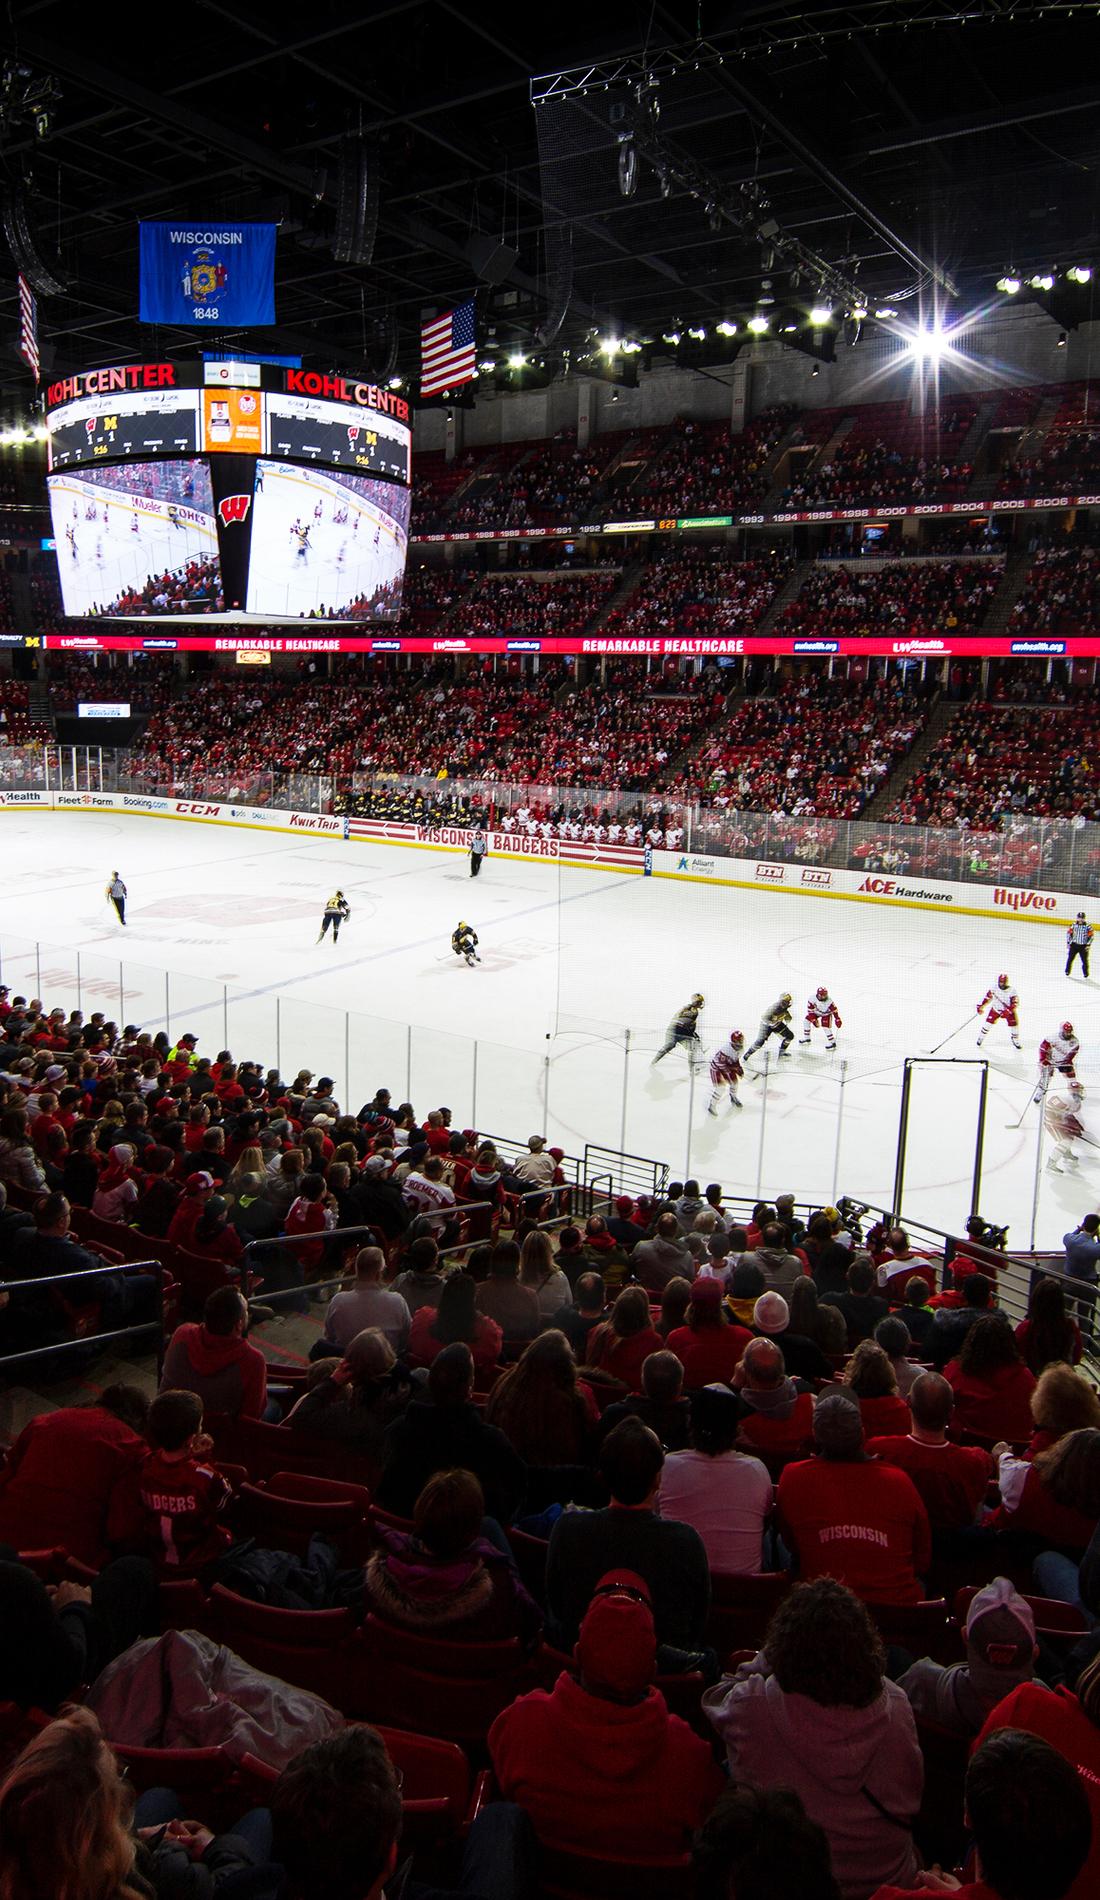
[689,1276,723,1307]
[575,1571,657,1696]
[184,1170,214,1193]
[965,1576,1036,1668]
[614,1195,634,1216]
[548,1146,565,1162]
[753,1291,790,1335]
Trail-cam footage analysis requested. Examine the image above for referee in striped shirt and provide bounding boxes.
[1066,911,1093,977]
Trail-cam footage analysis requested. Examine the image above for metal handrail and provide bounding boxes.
[0,1255,167,1375]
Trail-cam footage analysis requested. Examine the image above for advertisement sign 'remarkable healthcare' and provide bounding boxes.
[139,222,277,327]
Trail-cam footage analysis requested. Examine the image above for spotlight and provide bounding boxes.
[849,303,868,321]
[996,275,1021,295]
[1057,332,1068,348]
[874,306,898,320]
[907,322,953,364]
[387,376,403,389]
[1066,266,1092,284]
[809,304,832,325]
[1029,273,1055,291]
[687,325,707,340]
[662,329,682,345]
[477,359,496,373]
[621,339,643,354]
[747,314,769,334]
[716,320,739,337]
[600,336,620,358]
[507,351,527,369]
[810,364,820,378]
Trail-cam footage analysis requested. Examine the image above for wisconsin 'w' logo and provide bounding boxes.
[218,494,251,526]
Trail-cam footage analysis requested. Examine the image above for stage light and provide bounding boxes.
[662,329,682,345]
[600,336,621,357]
[1057,332,1068,347]
[477,359,496,373]
[907,322,953,364]
[747,314,769,334]
[810,365,820,378]
[507,351,527,369]
[874,306,898,320]
[621,338,643,354]
[716,320,738,337]
[1029,273,1054,291]
[809,304,832,325]
[1066,265,1092,284]
[387,376,403,389]
[849,303,868,321]
[687,325,707,340]
[995,275,1021,295]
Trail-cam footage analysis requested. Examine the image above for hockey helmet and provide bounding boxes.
[998,973,1009,988]
[730,1030,745,1046]
[458,921,468,931]
[816,985,829,1000]
[1077,912,1087,921]
[691,993,705,1007]
[1062,1021,1075,1038]
[780,992,792,1005]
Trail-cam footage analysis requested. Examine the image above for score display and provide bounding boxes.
[266,391,410,483]
[47,388,202,470]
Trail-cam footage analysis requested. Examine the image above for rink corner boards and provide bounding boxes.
[0,790,1078,925]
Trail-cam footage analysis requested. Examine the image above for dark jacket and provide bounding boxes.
[377,1397,526,1523]
[546,1505,709,1652]
[346,1176,411,1240]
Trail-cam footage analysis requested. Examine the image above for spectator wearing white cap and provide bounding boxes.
[752,1290,834,1382]
[510,1135,556,1190]
[899,1576,1037,1734]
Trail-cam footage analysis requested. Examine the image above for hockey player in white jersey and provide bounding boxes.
[800,986,842,1051]
[1044,1092,1087,1171]
[976,974,1021,1050]
[708,1031,745,1113]
[1035,1021,1082,1104]
[746,994,795,1060]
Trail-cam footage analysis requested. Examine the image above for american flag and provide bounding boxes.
[420,299,476,398]
[17,274,40,383]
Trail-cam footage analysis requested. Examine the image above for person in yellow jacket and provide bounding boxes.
[317,890,351,945]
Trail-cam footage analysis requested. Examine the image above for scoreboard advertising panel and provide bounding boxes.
[43,361,411,624]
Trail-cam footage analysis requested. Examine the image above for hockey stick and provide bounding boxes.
[1007,1075,1045,1130]
[926,1013,980,1056]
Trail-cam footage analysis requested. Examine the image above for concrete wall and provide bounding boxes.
[413,304,1100,455]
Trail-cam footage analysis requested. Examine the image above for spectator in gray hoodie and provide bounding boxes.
[741,1223,805,1300]
[899,1575,1037,1734]
[674,1180,706,1232]
[703,1576,923,1900]
[632,1213,693,1293]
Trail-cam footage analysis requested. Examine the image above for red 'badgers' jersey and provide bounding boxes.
[1040,1031,1079,1069]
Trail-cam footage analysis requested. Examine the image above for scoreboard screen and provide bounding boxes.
[47,389,202,471]
[265,391,410,483]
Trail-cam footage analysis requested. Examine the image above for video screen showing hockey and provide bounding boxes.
[243,460,410,621]
[47,461,221,617]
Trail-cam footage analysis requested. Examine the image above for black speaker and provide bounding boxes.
[333,140,379,267]
[465,233,518,286]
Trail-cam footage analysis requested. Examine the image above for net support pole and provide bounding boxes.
[685,1050,697,1180]
[1029,1097,1047,1250]
[620,1028,630,1158]
[831,1059,848,1201]
[892,1058,914,1222]
[223,985,229,1050]
[755,1051,770,1197]
[276,995,281,1074]
[471,1041,478,1129]
[972,1060,989,1218]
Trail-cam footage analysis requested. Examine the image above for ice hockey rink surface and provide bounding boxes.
[2,810,1095,1250]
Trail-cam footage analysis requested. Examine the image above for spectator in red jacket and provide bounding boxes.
[840,1341,911,1439]
[989,1427,1100,1552]
[866,1370,991,1531]
[0,1385,149,1566]
[666,1277,751,1387]
[159,1286,268,1421]
[585,1286,663,1393]
[408,1270,503,1379]
[1015,1276,1083,1376]
[184,1194,244,1270]
[732,1336,816,1457]
[283,1171,331,1278]
[167,1170,215,1250]
[777,1392,932,1605]
[489,1568,723,1858]
[945,1316,1037,1444]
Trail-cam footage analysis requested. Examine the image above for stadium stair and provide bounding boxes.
[762,412,856,511]
[979,547,1035,632]
[970,392,1063,498]
[750,556,813,633]
[860,695,958,819]
[583,556,648,634]
[955,395,999,472]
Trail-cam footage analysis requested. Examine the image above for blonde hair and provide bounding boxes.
[1031,1363,1100,1439]
[0,1706,144,1900]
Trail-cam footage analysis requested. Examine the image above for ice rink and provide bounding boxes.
[48,475,219,617]
[245,461,407,618]
[2,809,1096,1249]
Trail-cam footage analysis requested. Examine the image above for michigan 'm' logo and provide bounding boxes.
[218,494,251,526]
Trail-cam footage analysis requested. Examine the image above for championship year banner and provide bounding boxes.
[139,222,277,327]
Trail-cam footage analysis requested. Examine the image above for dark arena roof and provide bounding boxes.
[1,0,1099,399]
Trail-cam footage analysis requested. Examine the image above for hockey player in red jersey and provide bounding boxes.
[708,1031,745,1114]
[976,974,1021,1050]
[800,986,842,1051]
[1035,1021,1082,1104]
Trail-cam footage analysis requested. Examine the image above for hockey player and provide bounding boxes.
[1066,912,1093,978]
[1044,1092,1086,1172]
[105,870,127,926]
[1035,1021,1083,1104]
[470,831,488,879]
[316,890,350,944]
[800,986,843,1051]
[293,524,311,561]
[452,922,480,967]
[746,994,795,1060]
[976,974,1021,1051]
[652,995,706,1066]
[708,1030,745,1113]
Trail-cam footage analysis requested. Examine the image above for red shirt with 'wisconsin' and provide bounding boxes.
[136,1449,232,1573]
[777,1455,932,1604]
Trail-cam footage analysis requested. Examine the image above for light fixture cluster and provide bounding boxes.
[996,266,1092,295]
[0,423,47,446]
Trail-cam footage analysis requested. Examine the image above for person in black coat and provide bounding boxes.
[346,1158,411,1240]
[376,1343,526,1524]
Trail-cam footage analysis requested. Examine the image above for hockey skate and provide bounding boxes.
[799,1036,811,1045]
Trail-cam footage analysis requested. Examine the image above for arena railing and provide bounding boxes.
[5,743,1098,901]
[0,1256,169,1388]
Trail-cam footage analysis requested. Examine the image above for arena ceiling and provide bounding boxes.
[1,0,1099,403]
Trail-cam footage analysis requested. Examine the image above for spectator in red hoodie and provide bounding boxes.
[666,1277,751,1387]
[989,1427,1100,1552]
[167,1170,216,1250]
[0,1385,149,1567]
[284,1171,331,1278]
[945,1315,1036,1444]
[733,1337,816,1458]
[159,1285,268,1420]
[489,1569,723,1858]
[585,1286,663,1392]
[129,1389,232,1575]
[185,1194,244,1270]
[840,1341,911,1439]
[777,1392,931,1606]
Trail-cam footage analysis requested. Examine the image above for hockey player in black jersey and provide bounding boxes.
[452,922,480,967]
[317,890,351,944]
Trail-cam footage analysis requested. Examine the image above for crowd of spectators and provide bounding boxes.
[1011,544,1100,638]
[780,399,978,511]
[881,700,1100,827]
[604,546,792,643]
[773,559,1003,642]
[442,573,616,640]
[628,408,794,519]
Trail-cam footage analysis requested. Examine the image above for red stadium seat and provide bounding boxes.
[208,1583,356,1704]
